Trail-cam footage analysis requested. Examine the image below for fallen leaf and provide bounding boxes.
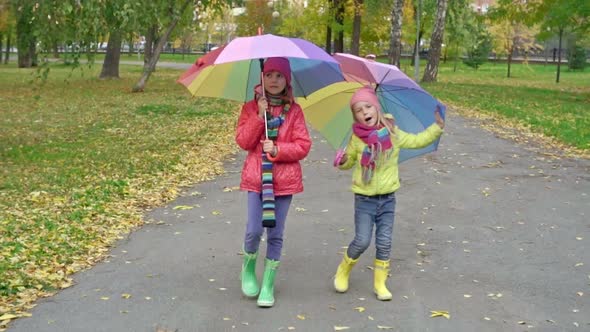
[334,327,350,331]
[295,207,307,212]
[212,210,222,215]
[288,327,296,330]
[223,317,231,321]
[121,293,131,299]
[484,317,491,321]
[354,307,365,313]
[463,294,472,298]
[368,316,374,320]
[430,310,450,319]
[173,205,193,210]
[0,314,18,320]
[377,326,394,330]
[577,292,583,296]
[100,296,109,300]
[297,314,306,320]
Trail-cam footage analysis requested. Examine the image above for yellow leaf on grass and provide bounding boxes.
[173,205,193,210]
[0,314,18,320]
[334,327,350,331]
[354,307,365,313]
[297,314,306,320]
[430,310,450,319]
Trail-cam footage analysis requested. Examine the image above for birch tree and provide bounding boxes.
[422,0,448,82]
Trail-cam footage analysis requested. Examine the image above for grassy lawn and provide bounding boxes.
[0,59,588,324]
[0,63,238,322]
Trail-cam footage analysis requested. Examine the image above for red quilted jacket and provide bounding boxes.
[235,100,311,195]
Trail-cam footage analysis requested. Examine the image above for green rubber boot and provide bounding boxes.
[257,258,280,307]
[241,251,259,297]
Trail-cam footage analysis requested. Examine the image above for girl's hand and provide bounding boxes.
[339,153,348,165]
[435,106,445,129]
[261,139,277,156]
[257,96,268,118]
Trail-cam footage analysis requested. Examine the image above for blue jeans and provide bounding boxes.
[244,191,292,261]
[346,193,396,261]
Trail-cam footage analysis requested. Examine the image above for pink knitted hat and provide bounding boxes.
[263,57,292,87]
[350,86,381,112]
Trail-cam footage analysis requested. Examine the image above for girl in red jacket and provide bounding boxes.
[235,57,312,307]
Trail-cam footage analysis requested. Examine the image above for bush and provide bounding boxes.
[568,46,587,71]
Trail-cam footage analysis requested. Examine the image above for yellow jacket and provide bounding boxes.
[339,124,443,196]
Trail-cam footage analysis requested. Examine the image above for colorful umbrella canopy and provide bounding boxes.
[299,55,445,163]
[333,52,422,89]
[177,34,345,102]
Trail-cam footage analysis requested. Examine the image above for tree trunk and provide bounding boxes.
[128,33,135,56]
[325,0,333,53]
[16,14,33,67]
[556,28,562,83]
[133,0,192,92]
[53,41,60,58]
[350,0,363,56]
[99,30,122,79]
[388,0,404,66]
[144,25,157,72]
[410,31,422,66]
[325,25,332,54]
[334,0,344,53]
[453,42,458,72]
[422,0,448,82]
[507,48,512,78]
[5,33,11,64]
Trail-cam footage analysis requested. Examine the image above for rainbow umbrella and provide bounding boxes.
[177,34,344,102]
[299,54,445,163]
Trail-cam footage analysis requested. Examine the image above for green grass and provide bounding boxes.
[0,63,239,316]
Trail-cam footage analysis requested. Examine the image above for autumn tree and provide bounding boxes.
[0,0,14,64]
[389,0,404,66]
[533,0,590,83]
[443,0,472,71]
[422,0,449,82]
[235,0,274,36]
[462,15,491,70]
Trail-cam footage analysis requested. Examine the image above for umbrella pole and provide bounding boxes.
[260,70,269,139]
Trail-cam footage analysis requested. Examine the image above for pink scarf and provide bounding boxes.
[352,123,393,183]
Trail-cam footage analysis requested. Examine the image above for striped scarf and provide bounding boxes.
[352,123,393,184]
[260,92,290,228]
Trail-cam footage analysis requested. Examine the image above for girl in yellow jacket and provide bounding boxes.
[334,86,444,300]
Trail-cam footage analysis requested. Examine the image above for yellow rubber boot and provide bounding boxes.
[374,259,392,300]
[334,253,358,293]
